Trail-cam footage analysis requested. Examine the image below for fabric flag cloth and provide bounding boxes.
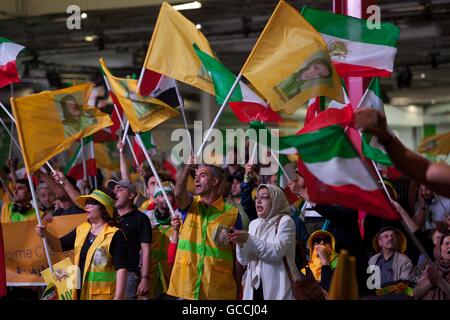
[132,130,156,165]
[302,7,400,77]
[138,69,183,109]
[163,158,177,180]
[357,78,392,166]
[11,83,112,173]
[297,87,354,135]
[193,44,283,123]
[141,2,215,95]
[241,0,343,115]
[0,38,25,89]
[305,97,324,125]
[40,283,58,300]
[99,58,179,134]
[0,223,6,297]
[94,141,120,171]
[283,125,399,220]
[64,136,96,181]
[417,131,450,156]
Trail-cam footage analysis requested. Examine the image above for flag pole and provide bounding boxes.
[89,139,98,189]
[136,132,177,219]
[80,139,89,194]
[196,73,242,157]
[175,83,193,155]
[270,150,291,182]
[249,141,258,164]
[103,76,140,166]
[27,171,55,273]
[8,122,14,159]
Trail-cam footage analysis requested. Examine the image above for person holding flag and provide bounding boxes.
[35,189,128,300]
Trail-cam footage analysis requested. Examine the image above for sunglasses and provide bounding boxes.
[312,237,331,245]
[85,199,102,206]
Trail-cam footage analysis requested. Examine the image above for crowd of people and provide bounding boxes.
[0,108,449,300]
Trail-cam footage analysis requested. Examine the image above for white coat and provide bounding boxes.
[237,214,300,300]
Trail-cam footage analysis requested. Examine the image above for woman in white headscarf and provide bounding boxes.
[228,184,300,300]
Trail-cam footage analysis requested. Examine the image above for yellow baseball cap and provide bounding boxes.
[75,189,115,217]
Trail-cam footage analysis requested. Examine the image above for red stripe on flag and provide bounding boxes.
[67,159,97,181]
[163,160,177,180]
[299,161,399,220]
[229,102,283,123]
[133,137,145,165]
[138,69,162,96]
[304,98,321,125]
[0,60,20,89]
[333,62,392,78]
[298,105,354,135]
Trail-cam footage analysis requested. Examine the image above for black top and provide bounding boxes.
[60,227,128,276]
[117,208,152,272]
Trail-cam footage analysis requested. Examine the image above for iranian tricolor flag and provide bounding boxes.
[302,7,400,77]
[193,44,283,123]
[133,130,156,165]
[297,87,353,135]
[0,38,25,89]
[358,77,393,166]
[284,125,398,220]
[64,136,96,181]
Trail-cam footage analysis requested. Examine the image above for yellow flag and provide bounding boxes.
[417,131,450,156]
[241,0,343,114]
[328,250,359,300]
[100,57,179,134]
[142,2,215,95]
[11,83,112,173]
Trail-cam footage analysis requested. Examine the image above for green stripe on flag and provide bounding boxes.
[302,7,400,47]
[284,125,357,163]
[193,43,243,104]
[0,37,13,43]
[362,133,392,166]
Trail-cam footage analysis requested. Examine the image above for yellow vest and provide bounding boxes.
[167,196,238,300]
[73,222,119,300]
[1,202,41,223]
[148,221,174,298]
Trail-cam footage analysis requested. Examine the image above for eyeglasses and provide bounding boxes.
[380,234,398,240]
[312,237,331,245]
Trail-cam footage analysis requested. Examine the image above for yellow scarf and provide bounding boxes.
[307,246,338,282]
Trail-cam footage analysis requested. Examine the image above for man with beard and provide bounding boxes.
[167,158,241,300]
[108,179,152,300]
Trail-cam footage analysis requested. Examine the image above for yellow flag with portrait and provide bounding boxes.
[141,2,215,95]
[99,57,179,134]
[11,83,113,173]
[241,0,343,114]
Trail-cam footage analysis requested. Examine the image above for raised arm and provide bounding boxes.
[117,140,131,181]
[174,156,195,211]
[52,171,81,207]
[355,108,450,197]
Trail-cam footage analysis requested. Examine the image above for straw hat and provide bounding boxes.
[75,189,115,217]
[372,227,407,253]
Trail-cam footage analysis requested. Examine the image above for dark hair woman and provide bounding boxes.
[36,189,128,300]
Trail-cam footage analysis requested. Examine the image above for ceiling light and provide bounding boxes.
[420,73,426,79]
[173,1,202,11]
[195,24,202,30]
[84,35,97,42]
[81,12,88,19]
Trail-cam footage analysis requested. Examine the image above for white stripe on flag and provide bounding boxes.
[304,157,379,191]
[322,34,397,72]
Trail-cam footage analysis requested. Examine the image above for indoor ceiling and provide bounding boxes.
[1,0,450,107]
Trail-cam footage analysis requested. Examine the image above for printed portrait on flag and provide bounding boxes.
[274,52,333,102]
[56,93,98,138]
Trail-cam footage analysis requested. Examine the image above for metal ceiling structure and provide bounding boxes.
[1,0,450,106]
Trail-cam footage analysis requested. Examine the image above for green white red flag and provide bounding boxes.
[358,77,393,166]
[0,38,25,88]
[302,7,400,77]
[193,44,283,123]
[283,125,399,220]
